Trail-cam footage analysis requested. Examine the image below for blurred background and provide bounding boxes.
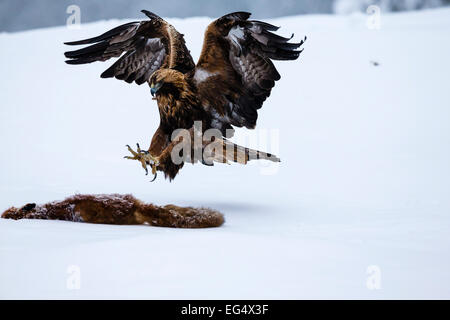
[1,0,449,32]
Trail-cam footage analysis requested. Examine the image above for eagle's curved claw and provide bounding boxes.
[124,143,160,180]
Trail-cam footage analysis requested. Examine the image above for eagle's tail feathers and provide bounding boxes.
[204,140,280,165]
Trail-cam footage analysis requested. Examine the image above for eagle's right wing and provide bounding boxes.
[195,12,305,131]
[64,10,195,85]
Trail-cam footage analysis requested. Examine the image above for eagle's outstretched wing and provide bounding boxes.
[64,10,195,85]
[195,12,305,130]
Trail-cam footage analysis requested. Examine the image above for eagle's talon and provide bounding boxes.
[124,143,160,180]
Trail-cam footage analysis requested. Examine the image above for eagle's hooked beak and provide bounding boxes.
[150,82,162,97]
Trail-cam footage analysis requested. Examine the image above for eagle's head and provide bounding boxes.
[149,69,187,98]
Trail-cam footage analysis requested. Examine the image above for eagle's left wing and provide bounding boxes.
[64,10,195,85]
[195,12,305,131]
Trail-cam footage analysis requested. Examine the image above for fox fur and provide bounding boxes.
[1,194,224,228]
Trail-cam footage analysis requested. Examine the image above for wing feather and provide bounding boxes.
[64,22,140,46]
[64,10,195,85]
[195,12,306,130]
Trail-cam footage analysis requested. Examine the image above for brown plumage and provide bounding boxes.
[64,10,305,180]
[1,194,224,228]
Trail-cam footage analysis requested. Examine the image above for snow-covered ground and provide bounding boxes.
[1,8,450,299]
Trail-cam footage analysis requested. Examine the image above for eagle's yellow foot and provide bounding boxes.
[124,143,160,181]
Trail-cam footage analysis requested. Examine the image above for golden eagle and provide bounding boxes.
[64,11,305,180]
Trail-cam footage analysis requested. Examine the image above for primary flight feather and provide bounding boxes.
[64,10,306,180]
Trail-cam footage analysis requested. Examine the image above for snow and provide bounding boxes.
[1,9,450,299]
[334,0,447,14]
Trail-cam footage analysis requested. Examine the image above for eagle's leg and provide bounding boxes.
[124,144,160,180]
